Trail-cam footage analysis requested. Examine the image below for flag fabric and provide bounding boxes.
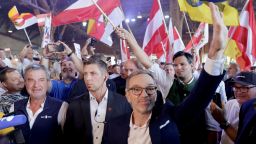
[8,6,37,30]
[143,0,168,59]
[86,7,124,46]
[74,43,82,60]
[185,22,209,52]
[52,0,121,26]
[36,13,50,27]
[224,0,256,70]
[168,23,185,56]
[41,15,52,48]
[177,0,239,26]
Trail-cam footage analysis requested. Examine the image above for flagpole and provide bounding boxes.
[183,12,195,49]
[23,28,32,45]
[91,0,115,28]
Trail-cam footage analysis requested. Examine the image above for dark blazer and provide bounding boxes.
[63,90,131,144]
[104,69,224,144]
[235,98,256,144]
[14,96,63,144]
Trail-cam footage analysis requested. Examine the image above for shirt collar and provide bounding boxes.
[129,112,152,129]
[26,97,46,109]
[89,89,109,102]
[179,76,195,85]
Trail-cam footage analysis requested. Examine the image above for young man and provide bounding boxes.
[63,56,131,144]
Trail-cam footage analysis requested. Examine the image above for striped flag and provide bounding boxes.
[224,0,256,70]
[36,13,50,27]
[8,6,37,30]
[143,0,168,59]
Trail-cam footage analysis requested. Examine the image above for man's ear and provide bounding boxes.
[1,82,7,88]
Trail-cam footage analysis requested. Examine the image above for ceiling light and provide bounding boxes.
[164,15,170,19]
[125,19,130,23]
[82,21,87,27]
[8,29,13,33]
[131,18,136,22]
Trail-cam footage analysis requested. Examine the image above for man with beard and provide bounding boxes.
[42,41,82,101]
[0,66,27,113]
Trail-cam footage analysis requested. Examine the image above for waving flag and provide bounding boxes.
[87,7,124,46]
[178,0,239,26]
[143,0,168,59]
[53,0,121,26]
[8,6,37,30]
[224,0,256,70]
[185,22,209,52]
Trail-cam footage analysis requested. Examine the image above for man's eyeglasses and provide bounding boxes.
[233,86,256,93]
[127,86,157,96]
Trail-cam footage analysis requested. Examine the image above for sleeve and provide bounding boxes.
[204,57,225,76]
[148,63,174,99]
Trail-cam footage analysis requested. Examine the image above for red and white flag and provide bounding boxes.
[53,0,121,26]
[8,6,37,30]
[185,22,208,52]
[168,18,185,56]
[143,0,168,59]
[36,13,50,27]
[224,0,256,70]
[89,7,124,46]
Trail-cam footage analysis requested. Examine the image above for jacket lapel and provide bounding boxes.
[105,90,114,122]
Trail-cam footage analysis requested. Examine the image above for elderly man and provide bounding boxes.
[12,64,67,144]
[105,2,228,144]
[63,56,131,144]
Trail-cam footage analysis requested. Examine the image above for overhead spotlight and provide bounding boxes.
[137,12,142,19]
[147,18,150,21]
[8,29,13,33]
[164,15,170,19]
[131,18,136,22]
[125,19,130,23]
[82,21,87,27]
[4,48,11,51]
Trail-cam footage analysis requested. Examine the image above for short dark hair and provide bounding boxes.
[173,51,193,64]
[83,55,108,72]
[125,70,155,89]
[24,64,50,80]
[112,64,120,68]
[0,67,16,82]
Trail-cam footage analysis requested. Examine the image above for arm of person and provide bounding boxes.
[115,28,153,69]
[60,41,84,76]
[115,28,173,98]
[19,45,30,62]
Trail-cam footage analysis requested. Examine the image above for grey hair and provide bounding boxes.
[24,64,50,80]
[125,70,155,89]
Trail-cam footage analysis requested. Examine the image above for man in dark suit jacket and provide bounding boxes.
[236,98,256,144]
[63,56,131,144]
[105,3,227,144]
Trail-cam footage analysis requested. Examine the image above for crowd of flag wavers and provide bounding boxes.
[0,1,256,144]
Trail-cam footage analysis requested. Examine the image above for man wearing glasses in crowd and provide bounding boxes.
[103,3,228,144]
[212,71,256,144]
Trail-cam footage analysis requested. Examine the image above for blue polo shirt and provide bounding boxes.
[49,79,78,101]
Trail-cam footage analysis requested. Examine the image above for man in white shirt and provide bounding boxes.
[63,56,131,144]
[13,64,67,144]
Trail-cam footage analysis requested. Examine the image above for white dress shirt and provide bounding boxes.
[89,89,108,144]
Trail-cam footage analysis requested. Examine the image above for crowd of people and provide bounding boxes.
[0,3,255,144]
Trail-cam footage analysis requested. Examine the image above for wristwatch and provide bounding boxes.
[220,121,231,130]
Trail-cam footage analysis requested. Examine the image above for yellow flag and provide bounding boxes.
[224,39,242,59]
[87,19,96,34]
[8,6,19,21]
[178,0,239,26]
